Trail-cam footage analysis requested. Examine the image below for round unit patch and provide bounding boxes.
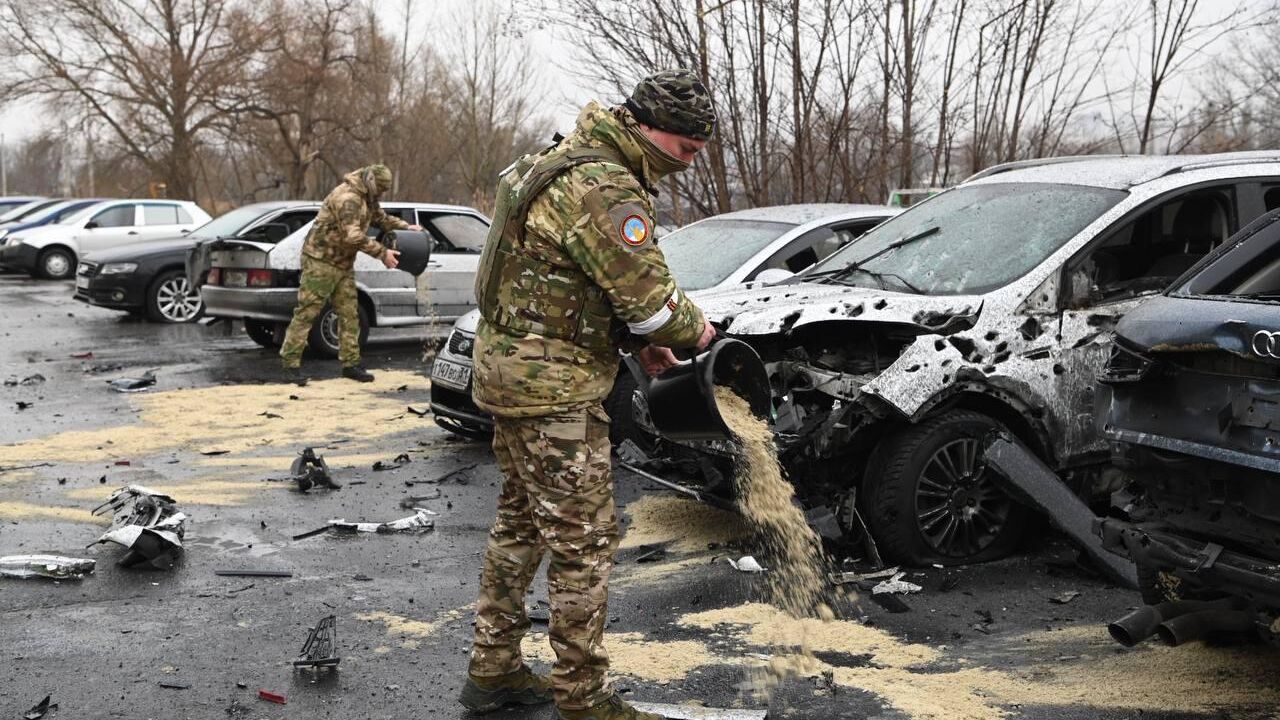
[621,215,649,246]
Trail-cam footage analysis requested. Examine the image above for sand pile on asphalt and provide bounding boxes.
[522,631,721,684]
[619,495,746,553]
[0,370,423,465]
[713,386,833,693]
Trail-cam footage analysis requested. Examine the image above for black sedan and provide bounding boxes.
[74,201,319,322]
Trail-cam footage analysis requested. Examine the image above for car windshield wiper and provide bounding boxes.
[826,266,924,294]
[806,225,939,285]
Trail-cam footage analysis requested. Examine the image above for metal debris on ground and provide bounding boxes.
[327,509,435,535]
[293,615,340,668]
[90,485,186,570]
[291,447,340,492]
[16,401,33,410]
[22,695,56,720]
[727,556,766,573]
[83,362,124,375]
[106,370,157,393]
[5,373,46,386]
[1050,590,1082,604]
[158,681,190,690]
[405,463,477,486]
[372,453,412,471]
[0,555,96,580]
[69,351,94,359]
[629,703,767,720]
[830,567,900,585]
[634,544,668,564]
[214,569,293,578]
[399,490,442,508]
[871,571,923,595]
[406,406,429,416]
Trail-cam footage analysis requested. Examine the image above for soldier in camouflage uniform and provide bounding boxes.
[458,71,718,720]
[279,164,422,385]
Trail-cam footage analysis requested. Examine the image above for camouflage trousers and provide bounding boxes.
[468,405,619,711]
[279,255,361,368]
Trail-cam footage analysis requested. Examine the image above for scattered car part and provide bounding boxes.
[158,682,191,690]
[290,447,339,492]
[983,434,1137,589]
[727,556,766,572]
[830,567,899,585]
[372,453,411,471]
[293,615,340,668]
[617,460,734,511]
[0,555,96,580]
[327,509,435,535]
[871,572,923,595]
[106,371,156,393]
[629,703,767,720]
[399,490,442,509]
[257,689,287,705]
[214,569,293,578]
[90,485,186,569]
[23,695,56,720]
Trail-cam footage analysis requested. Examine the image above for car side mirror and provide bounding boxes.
[755,268,795,285]
[84,221,99,230]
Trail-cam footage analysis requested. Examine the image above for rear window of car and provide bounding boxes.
[143,205,179,225]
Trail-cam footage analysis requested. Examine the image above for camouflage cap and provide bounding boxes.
[365,164,394,195]
[623,69,716,140]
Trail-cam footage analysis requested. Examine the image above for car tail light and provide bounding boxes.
[247,269,274,287]
[207,268,221,285]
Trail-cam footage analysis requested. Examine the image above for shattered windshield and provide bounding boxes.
[808,183,1127,295]
[660,218,797,290]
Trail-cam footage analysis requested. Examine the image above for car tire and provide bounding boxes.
[307,302,369,358]
[604,369,655,451]
[146,270,204,323]
[37,247,75,280]
[244,320,283,348]
[863,409,1031,566]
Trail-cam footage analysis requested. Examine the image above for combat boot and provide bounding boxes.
[284,367,307,387]
[457,665,553,713]
[557,694,663,720]
[341,365,374,383]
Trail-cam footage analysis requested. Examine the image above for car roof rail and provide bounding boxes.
[1158,152,1280,177]
[963,155,1132,182]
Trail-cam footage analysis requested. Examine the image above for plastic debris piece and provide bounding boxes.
[70,351,94,359]
[871,572,923,595]
[23,695,56,719]
[727,556,766,573]
[293,615,340,668]
[90,485,186,570]
[327,508,435,535]
[214,569,292,578]
[1,555,96,580]
[406,406,429,417]
[16,401,33,410]
[1049,590,1082,604]
[291,447,339,492]
[257,689,287,704]
[158,681,190,689]
[398,490,442,508]
[830,567,899,585]
[107,370,156,393]
[372,453,412,471]
[19,373,46,386]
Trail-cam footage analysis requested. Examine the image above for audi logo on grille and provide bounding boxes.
[1253,330,1280,359]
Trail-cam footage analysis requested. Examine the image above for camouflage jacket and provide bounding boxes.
[302,170,410,270]
[472,101,706,418]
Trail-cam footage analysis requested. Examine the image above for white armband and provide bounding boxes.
[628,289,680,335]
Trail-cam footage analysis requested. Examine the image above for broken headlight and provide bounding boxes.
[1100,341,1155,383]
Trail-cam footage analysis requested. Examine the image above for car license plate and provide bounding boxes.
[223,270,248,287]
[432,358,472,390]
[75,275,89,290]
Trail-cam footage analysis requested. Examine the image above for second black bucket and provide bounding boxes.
[645,338,771,441]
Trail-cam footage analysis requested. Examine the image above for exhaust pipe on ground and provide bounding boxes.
[1108,597,1248,647]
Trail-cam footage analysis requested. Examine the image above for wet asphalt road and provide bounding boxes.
[1,271,1278,720]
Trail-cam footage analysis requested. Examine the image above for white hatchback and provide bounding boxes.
[0,199,210,279]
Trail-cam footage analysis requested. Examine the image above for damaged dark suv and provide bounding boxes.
[643,152,1280,566]
[1097,208,1280,620]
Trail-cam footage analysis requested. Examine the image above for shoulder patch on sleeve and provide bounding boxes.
[607,202,653,251]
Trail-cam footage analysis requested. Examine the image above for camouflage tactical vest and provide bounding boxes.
[475,143,625,353]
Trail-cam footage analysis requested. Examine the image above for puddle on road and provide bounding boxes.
[619,495,746,553]
[0,370,428,465]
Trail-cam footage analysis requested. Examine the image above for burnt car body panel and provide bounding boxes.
[1098,209,1280,612]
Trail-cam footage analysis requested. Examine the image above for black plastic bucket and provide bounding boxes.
[393,230,433,276]
[645,338,771,441]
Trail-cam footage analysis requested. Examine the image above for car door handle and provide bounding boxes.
[127,231,139,235]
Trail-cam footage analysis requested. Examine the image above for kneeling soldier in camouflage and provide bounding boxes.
[279,163,422,385]
[459,70,718,720]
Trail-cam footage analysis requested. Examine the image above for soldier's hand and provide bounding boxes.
[382,249,401,269]
[407,224,424,232]
[636,344,679,378]
[695,319,717,351]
